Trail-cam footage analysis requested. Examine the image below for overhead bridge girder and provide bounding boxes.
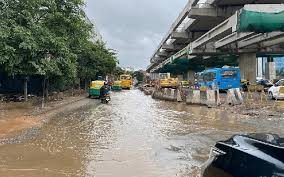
[156,51,170,57]
[238,32,284,48]
[260,36,284,48]
[147,3,284,73]
[189,5,241,19]
[190,13,238,50]
[162,44,184,51]
[148,0,200,64]
[171,31,206,41]
[215,32,255,48]
[171,32,189,39]
[150,57,166,63]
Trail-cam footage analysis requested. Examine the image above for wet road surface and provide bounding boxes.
[0,90,284,177]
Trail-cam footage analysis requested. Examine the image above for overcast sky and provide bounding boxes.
[85,0,188,69]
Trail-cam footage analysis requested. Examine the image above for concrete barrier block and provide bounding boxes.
[152,90,163,100]
[186,90,194,104]
[206,90,216,106]
[170,89,177,101]
[177,90,183,102]
[163,88,168,95]
[234,88,243,103]
[216,90,221,105]
[200,91,207,105]
[162,89,169,100]
[192,90,201,104]
[186,89,220,106]
[227,89,236,105]
[163,88,176,101]
[151,90,158,99]
[227,88,243,106]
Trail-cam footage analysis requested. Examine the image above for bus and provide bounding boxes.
[197,68,241,90]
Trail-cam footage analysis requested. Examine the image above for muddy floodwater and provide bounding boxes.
[0,90,284,177]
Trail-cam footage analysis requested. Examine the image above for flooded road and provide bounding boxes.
[1,90,284,177]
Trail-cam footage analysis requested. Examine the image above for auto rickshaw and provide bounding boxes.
[89,80,105,98]
[112,81,122,91]
[120,75,132,90]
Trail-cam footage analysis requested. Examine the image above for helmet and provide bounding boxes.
[97,76,103,80]
[104,82,108,85]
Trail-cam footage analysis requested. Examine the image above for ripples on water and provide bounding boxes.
[0,90,282,177]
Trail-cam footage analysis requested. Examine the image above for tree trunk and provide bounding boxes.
[78,78,81,90]
[85,79,89,91]
[72,82,74,96]
[42,77,46,108]
[46,78,49,98]
[24,77,28,102]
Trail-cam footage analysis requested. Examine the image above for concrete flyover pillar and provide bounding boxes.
[177,75,184,81]
[239,53,257,83]
[186,70,196,83]
[265,57,276,81]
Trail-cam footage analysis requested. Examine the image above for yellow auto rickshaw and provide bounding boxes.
[89,80,105,98]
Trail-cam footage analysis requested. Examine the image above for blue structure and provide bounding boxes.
[275,57,284,77]
[197,68,241,90]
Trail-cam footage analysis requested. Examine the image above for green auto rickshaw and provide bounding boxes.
[89,80,105,98]
[112,81,122,91]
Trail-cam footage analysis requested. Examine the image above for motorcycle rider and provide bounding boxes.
[100,82,110,99]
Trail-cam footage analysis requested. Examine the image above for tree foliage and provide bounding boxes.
[133,70,145,83]
[0,0,118,92]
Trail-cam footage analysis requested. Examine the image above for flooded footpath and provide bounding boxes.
[0,90,284,177]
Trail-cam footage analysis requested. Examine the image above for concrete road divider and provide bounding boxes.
[152,88,177,102]
[200,90,207,105]
[227,88,243,106]
[152,88,220,106]
[186,90,201,104]
[144,89,153,95]
[164,89,177,101]
[152,90,163,99]
[177,89,183,102]
[186,89,220,107]
[207,90,220,107]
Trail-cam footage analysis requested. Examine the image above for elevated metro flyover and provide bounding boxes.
[147,0,284,82]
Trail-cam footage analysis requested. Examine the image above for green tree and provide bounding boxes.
[133,70,145,83]
[1,0,89,99]
[113,67,125,79]
[77,40,117,89]
[0,0,118,100]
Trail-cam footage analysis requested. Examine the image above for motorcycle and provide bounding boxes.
[101,94,111,104]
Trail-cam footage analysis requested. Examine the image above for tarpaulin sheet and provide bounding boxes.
[238,9,284,33]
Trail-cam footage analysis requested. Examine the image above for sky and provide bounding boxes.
[85,0,188,70]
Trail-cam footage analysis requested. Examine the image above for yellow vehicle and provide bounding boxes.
[120,75,132,89]
[112,81,122,91]
[180,80,190,88]
[159,73,178,88]
[89,80,105,98]
[241,79,249,91]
